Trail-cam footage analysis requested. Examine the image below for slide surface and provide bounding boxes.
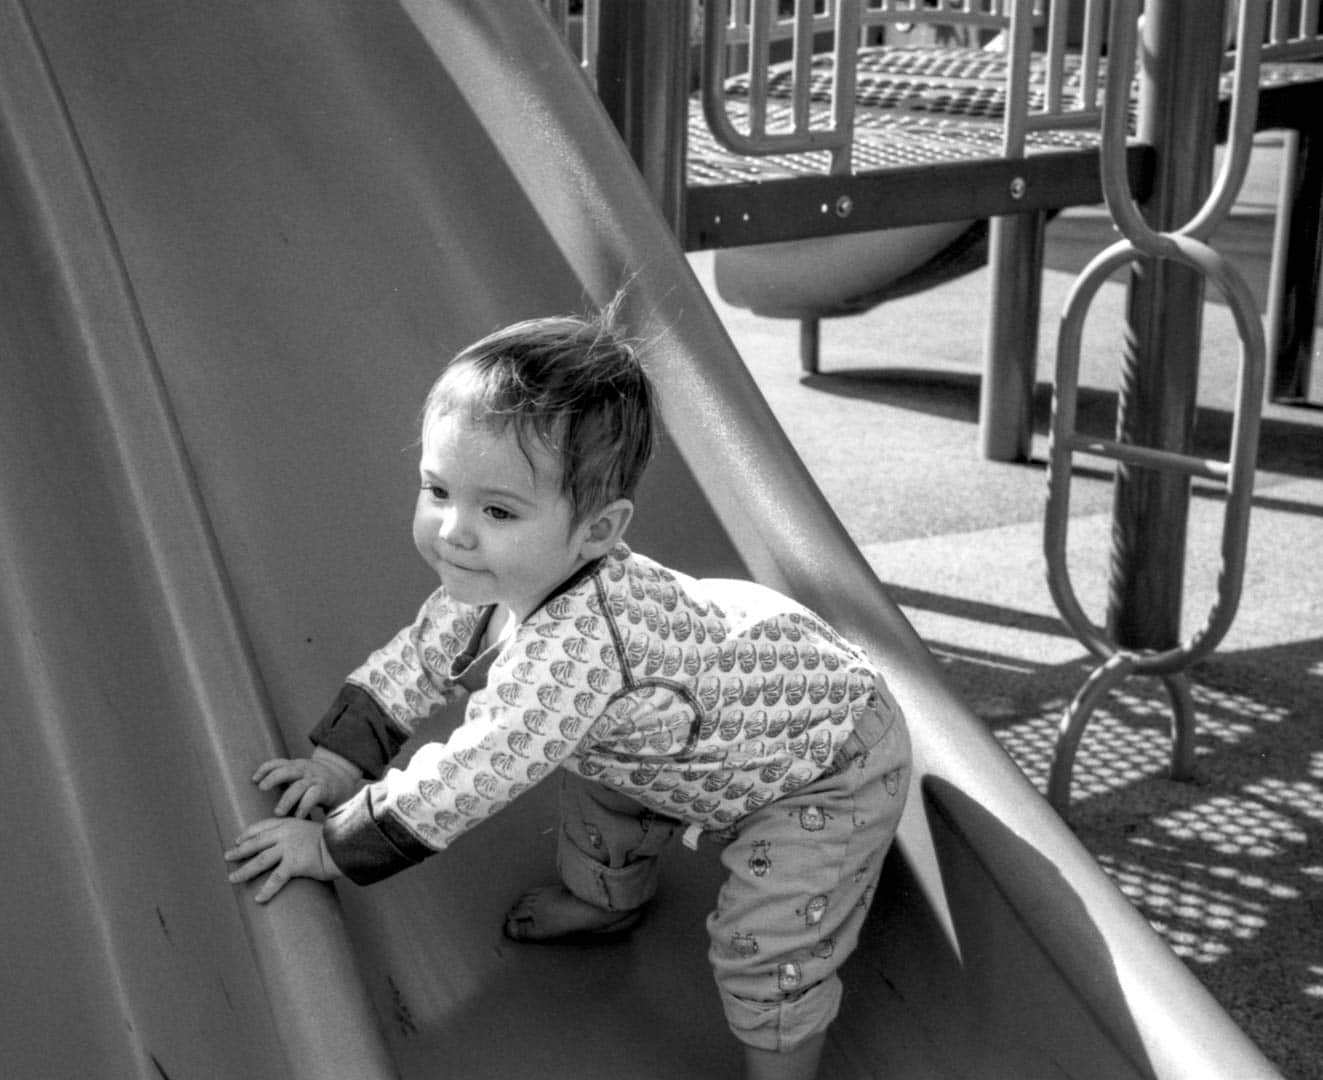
[0,2,1277,1077]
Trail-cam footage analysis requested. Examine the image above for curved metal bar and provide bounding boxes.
[1047,658,1200,816]
[1047,233,1265,678]
[1163,672,1198,781]
[1045,240,1137,662]
[1181,0,1267,240]
[1048,653,1136,812]
[700,0,851,161]
[1097,0,1170,254]
[1161,234,1266,669]
[1099,0,1269,251]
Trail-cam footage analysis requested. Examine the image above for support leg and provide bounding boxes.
[980,211,1045,462]
[1266,126,1323,403]
[1163,671,1198,782]
[799,317,820,375]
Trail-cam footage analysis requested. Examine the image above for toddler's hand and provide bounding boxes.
[224,817,341,903]
[253,751,360,818]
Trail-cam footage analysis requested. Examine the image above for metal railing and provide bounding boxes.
[701,0,865,172]
[696,0,1323,158]
[698,0,1104,165]
[544,0,1323,173]
[1262,0,1323,60]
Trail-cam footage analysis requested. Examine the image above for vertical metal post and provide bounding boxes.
[594,0,690,234]
[980,0,1047,463]
[799,316,821,375]
[1266,127,1323,402]
[1106,1,1225,649]
[980,210,1046,462]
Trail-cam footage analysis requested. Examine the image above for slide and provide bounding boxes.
[712,221,984,321]
[0,2,1276,1077]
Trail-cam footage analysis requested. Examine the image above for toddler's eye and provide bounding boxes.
[485,506,515,522]
[423,483,447,501]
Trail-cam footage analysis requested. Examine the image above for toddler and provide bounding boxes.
[225,310,911,1079]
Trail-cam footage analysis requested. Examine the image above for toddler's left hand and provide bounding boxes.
[224,817,341,903]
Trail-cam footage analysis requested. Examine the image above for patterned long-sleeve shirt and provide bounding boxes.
[318,543,898,884]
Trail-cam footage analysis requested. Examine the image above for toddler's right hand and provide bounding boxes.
[252,750,361,818]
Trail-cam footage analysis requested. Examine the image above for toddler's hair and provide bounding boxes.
[423,309,655,523]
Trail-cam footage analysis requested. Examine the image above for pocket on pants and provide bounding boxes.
[830,678,905,774]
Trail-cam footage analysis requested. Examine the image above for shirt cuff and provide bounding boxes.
[322,786,433,885]
[308,684,404,780]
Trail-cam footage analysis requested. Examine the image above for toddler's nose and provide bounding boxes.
[437,507,472,547]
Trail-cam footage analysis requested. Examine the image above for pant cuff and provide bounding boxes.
[718,975,843,1052]
[557,836,660,913]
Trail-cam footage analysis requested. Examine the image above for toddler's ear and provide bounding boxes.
[580,498,633,557]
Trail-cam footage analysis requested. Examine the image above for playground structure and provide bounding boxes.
[568,0,1323,811]
[582,0,1323,465]
[0,1,1298,1078]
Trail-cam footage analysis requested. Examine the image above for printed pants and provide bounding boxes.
[555,682,911,1053]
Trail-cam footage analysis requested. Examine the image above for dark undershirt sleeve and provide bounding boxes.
[323,786,431,885]
[308,684,407,781]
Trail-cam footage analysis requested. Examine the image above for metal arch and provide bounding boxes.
[1047,657,1198,811]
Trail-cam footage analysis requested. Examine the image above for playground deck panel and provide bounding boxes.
[684,46,1323,250]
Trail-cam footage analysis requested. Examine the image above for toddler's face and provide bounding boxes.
[413,410,589,621]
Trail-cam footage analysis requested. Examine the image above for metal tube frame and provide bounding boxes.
[1042,0,1268,816]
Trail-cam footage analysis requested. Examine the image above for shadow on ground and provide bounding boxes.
[802,371,1323,482]
[909,598,1323,1080]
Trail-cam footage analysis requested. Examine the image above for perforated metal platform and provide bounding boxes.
[686,45,1323,189]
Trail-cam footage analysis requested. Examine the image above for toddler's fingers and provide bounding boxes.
[271,779,310,817]
[227,817,284,853]
[254,763,303,794]
[225,856,263,884]
[254,867,290,904]
[294,785,323,820]
[226,844,279,885]
[252,758,293,783]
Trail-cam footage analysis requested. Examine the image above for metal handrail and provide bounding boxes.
[718,0,1021,45]
[1262,0,1323,60]
[698,1,1117,164]
[550,0,1323,144]
[690,0,1323,174]
[701,0,1054,169]
[700,0,866,172]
